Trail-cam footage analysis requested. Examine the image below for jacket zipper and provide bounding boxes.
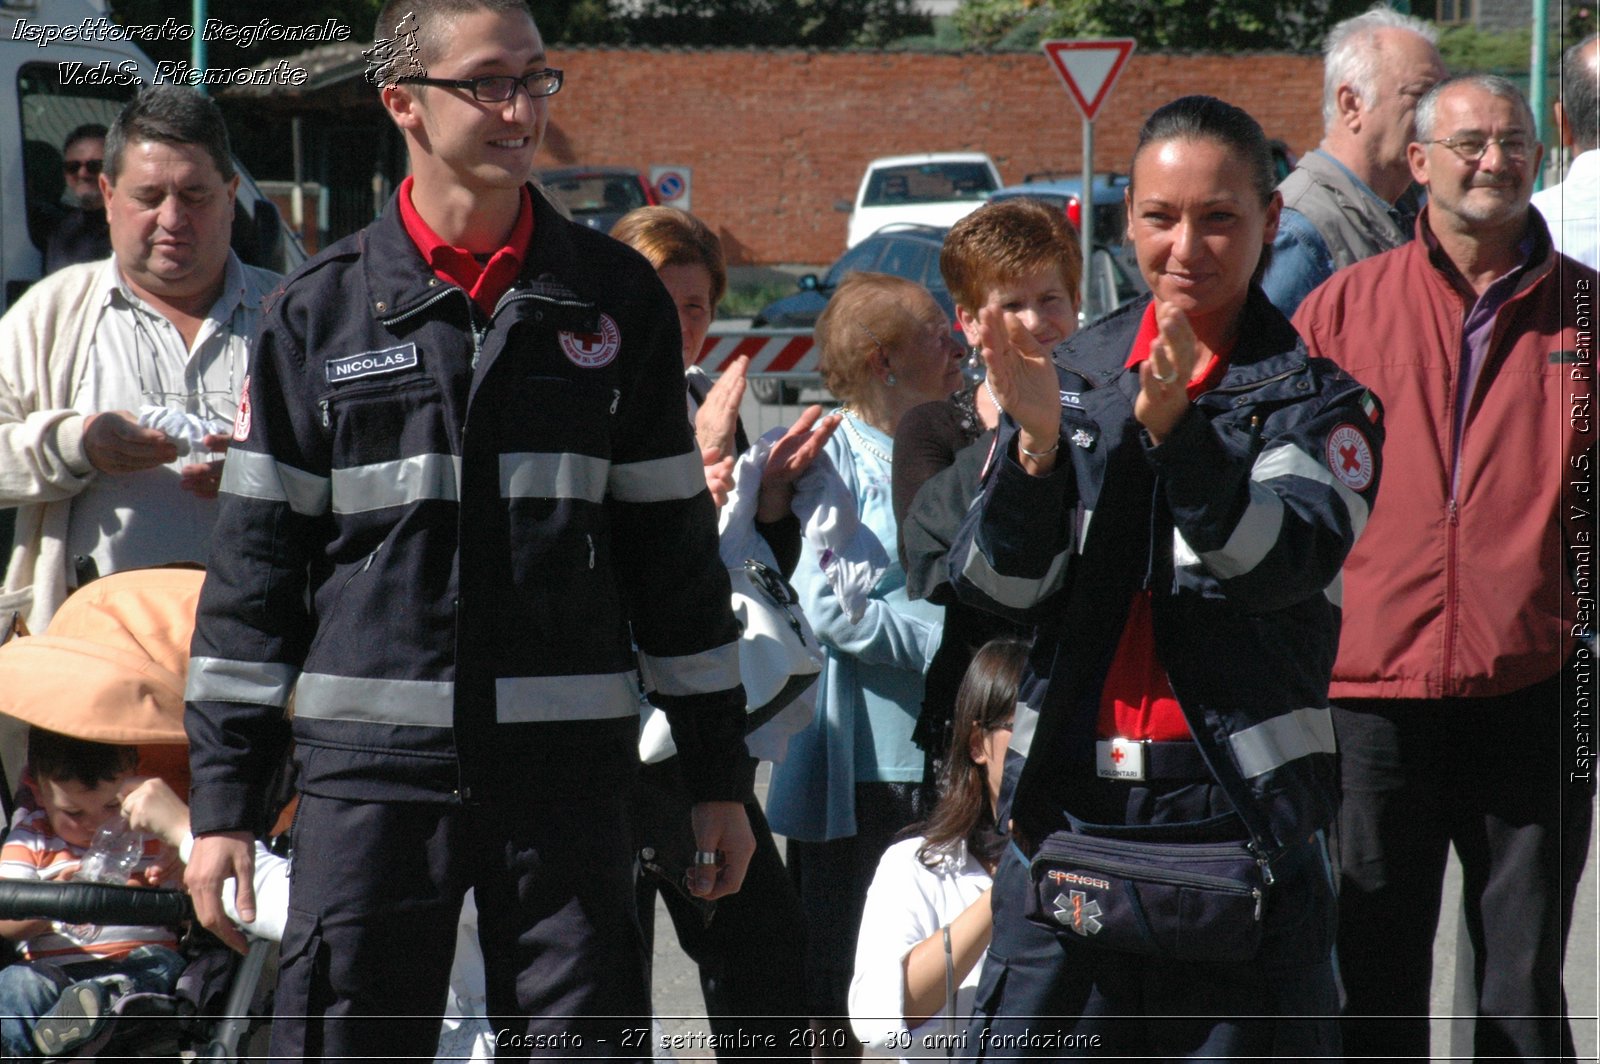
[381,286,464,329]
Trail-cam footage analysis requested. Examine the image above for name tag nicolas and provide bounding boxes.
[327,344,419,384]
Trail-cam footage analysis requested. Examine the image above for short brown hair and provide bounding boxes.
[940,199,1082,314]
[26,726,138,789]
[375,0,533,71]
[814,271,934,406]
[610,206,728,306]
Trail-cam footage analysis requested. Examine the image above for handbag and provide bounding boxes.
[638,559,822,764]
[1023,830,1273,963]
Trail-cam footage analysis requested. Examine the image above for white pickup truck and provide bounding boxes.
[843,151,1001,249]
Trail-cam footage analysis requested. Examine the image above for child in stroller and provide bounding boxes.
[0,728,187,1057]
[0,568,277,1060]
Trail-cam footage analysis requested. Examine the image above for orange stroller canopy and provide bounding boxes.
[0,567,202,798]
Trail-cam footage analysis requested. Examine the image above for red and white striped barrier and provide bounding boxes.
[693,329,816,376]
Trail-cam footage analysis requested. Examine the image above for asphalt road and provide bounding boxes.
[650,774,1599,1063]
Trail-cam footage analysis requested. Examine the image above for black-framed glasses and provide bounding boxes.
[396,69,563,102]
[1426,135,1532,162]
[64,159,102,176]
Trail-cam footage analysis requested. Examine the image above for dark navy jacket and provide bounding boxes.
[951,290,1383,857]
[185,187,746,834]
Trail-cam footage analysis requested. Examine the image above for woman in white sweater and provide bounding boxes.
[847,636,1026,1060]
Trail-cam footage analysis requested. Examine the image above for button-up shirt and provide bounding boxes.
[64,253,262,581]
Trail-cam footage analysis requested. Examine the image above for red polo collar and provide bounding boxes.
[397,176,533,316]
[1124,301,1232,399]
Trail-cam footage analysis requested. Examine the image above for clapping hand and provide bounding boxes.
[694,356,748,461]
[975,305,1060,474]
[756,405,840,523]
[1134,302,1200,445]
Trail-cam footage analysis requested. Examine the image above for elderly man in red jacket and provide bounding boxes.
[1294,73,1595,1061]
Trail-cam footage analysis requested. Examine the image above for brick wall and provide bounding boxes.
[540,48,1325,265]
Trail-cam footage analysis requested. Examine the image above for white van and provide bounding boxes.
[843,152,1001,249]
[0,0,304,314]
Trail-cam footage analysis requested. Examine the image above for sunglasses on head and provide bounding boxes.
[64,159,103,176]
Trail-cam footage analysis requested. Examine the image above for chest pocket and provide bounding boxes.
[320,376,454,470]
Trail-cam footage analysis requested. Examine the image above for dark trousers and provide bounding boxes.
[1333,670,1595,1062]
[269,789,650,1062]
[785,781,935,1030]
[634,759,809,1058]
[962,780,1341,1060]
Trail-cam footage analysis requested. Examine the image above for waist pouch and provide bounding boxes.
[1024,830,1271,963]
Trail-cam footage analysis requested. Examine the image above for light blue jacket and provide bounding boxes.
[767,413,943,842]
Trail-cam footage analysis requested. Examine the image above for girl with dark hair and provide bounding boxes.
[949,95,1384,1056]
[847,636,1027,1060]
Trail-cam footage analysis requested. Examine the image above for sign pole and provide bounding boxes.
[1081,117,1094,318]
[1039,38,1135,319]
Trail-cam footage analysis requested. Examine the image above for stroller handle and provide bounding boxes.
[0,880,193,924]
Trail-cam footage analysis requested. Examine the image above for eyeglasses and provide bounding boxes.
[64,159,103,176]
[1426,135,1532,162]
[396,69,563,102]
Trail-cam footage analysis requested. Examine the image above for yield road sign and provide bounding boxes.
[1041,39,1136,123]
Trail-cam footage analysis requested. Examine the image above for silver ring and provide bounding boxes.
[694,850,723,867]
[1152,367,1178,384]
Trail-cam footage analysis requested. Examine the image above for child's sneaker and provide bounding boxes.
[32,979,109,1056]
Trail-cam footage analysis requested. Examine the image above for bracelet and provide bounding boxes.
[1018,436,1060,459]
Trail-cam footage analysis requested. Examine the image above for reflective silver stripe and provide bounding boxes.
[1008,699,1040,759]
[639,640,741,698]
[959,538,1071,610]
[331,453,461,514]
[499,452,609,503]
[1200,483,1287,579]
[608,451,706,504]
[495,672,641,723]
[1173,529,1200,568]
[1228,706,1337,779]
[1077,506,1094,554]
[1323,571,1343,607]
[1253,444,1370,540]
[221,449,330,516]
[185,657,298,707]
[294,673,454,727]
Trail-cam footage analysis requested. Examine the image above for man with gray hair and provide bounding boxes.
[1532,33,1599,268]
[0,86,277,632]
[1262,4,1445,313]
[1294,74,1595,1060]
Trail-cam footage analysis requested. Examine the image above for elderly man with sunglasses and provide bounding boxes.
[0,87,277,634]
[1293,74,1596,1061]
[43,124,112,273]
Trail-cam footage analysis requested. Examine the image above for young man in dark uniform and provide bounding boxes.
[183,1,754,1057]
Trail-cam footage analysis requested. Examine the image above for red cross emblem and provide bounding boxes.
[1109,746,1125,764]
[559,313,621,369]
[1325,424,1374,492]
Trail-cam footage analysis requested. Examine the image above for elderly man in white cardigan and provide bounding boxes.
[0,85,278,634]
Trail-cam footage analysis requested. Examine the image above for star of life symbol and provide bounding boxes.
[364,11,425,85]
[1324,423,1375,492]
[1052,889,1103,936]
